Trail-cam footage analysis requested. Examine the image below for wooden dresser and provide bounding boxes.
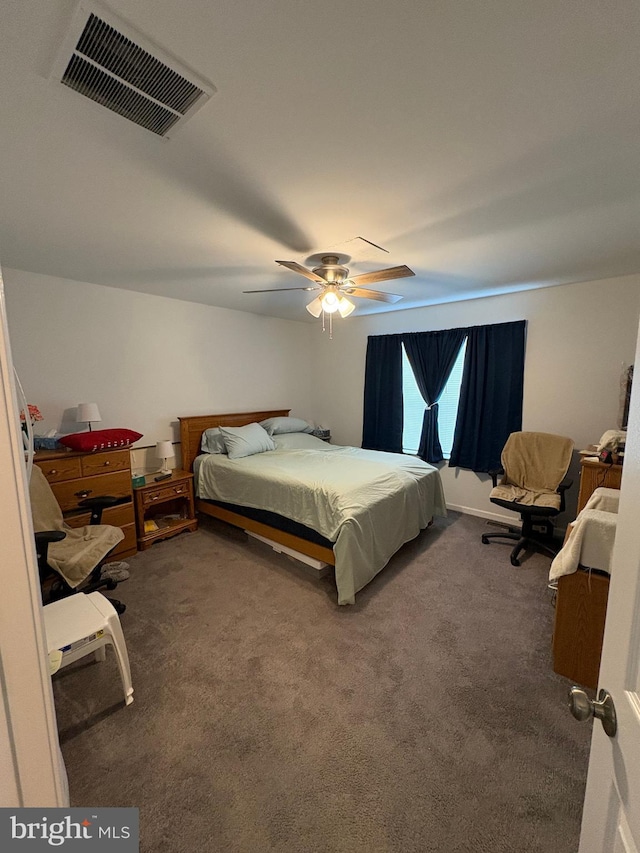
[577,458,622,512]
[553,569,610,690]
[552,474,620,689]
[34,447,137,560]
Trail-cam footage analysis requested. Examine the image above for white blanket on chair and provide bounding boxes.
[581,486,620,514]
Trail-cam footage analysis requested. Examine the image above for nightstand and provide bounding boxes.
[133,470,197,550]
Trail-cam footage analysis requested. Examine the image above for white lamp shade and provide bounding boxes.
[76,403,101,423]
[306,296,323,318]
[156,441,174,460]
[337,296,356,318]
[307,291,355,320]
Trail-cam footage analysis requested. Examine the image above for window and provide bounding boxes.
[401,339,467,457]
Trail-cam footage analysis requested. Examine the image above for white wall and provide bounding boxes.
[308,275,640,523]
[3,269,315,466]
[5,268,639,522]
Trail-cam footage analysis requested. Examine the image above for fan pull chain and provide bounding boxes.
[320,309,333,339]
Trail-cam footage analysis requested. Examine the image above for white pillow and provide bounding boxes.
[259,416,314,436]
[200,427,227,454]
[219,422,276,460]
[273,433,334,451]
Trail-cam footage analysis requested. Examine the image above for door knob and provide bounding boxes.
[569,687,617,737]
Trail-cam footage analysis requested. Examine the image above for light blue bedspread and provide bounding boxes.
[194,433,446,604]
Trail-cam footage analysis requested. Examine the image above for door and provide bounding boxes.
[578,324,640,851]
[0,265,68,806]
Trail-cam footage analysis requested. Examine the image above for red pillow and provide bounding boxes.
[59,429,143,453]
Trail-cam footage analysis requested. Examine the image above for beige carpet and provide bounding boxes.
[52,512,591,853]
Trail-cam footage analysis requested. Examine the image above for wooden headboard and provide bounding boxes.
[178,409,290,472]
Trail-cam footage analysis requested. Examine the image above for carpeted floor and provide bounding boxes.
[53,512,591,853]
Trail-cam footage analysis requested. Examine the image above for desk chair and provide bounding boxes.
[44,592,134,706]
[481,431,573,566]
[30,465,127,613]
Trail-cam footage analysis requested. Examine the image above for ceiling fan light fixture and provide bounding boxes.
[337,296,356,318]
[320,287,340,314]
[255,255,414,327]
[305,296,323,318]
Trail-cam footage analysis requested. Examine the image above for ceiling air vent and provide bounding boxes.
[56,7,215,137]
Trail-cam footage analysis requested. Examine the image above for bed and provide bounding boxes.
[179,410,447,604]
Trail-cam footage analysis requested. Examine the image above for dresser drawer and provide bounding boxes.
[65,502,135,530]
[143,481,190,506]
[52,471,133,513]
[110,524,137,559]
[101,502,135,528]
[35,457,82,484]
[81,449,130,477]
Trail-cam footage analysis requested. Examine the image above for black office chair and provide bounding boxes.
[30,465,128,613]
[481,431,574,566]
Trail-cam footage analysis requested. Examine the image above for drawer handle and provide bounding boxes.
[151,495,160,501]
[48,469,58,475]
[103,460,111,467]
[175,487,184,493]
[75,489,92,499]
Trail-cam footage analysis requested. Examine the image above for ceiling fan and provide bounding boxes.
[243,255,415,320]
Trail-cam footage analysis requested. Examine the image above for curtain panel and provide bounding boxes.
[361,320,525,470]
[403,329,466,463]
[361,334,403,452]
[448,320,526,473]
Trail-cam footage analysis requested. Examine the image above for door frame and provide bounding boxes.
[0,273,67,805]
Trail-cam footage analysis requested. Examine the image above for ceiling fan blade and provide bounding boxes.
[243,286,319,293]
[275,260,326,283]
[345,287,403,304]
[347,265,415,286]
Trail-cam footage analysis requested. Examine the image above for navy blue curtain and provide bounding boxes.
[449,320,526,473]
[362,334,403,452]
[403,329,466,463]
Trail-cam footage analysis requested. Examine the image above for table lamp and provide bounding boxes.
[76,403,102,432]
[156,440,174,475]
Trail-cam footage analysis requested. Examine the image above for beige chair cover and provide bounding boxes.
[29,465,124,588]
[490,431,573,510]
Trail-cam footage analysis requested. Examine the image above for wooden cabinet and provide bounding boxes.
[577,458,622,512]
[552,569,610,690]
[552,466,620,689]
[133,470,197,550]
[34,447,137,559]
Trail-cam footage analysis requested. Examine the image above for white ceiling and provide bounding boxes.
[1,0,639,322]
